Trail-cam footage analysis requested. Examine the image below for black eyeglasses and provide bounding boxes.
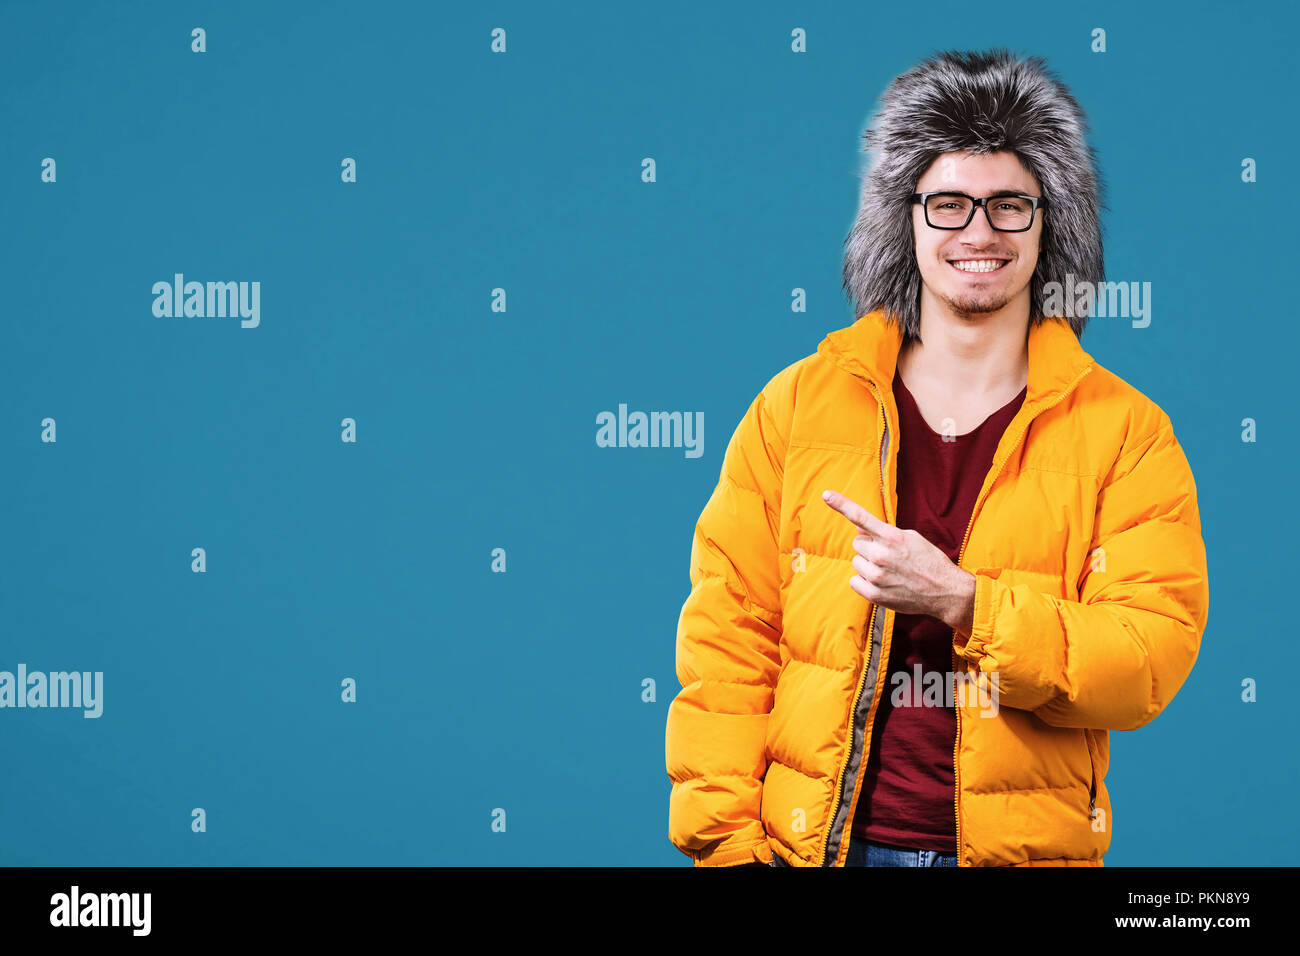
[910,191,1047,232]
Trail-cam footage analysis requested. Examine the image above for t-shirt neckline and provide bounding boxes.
[893,373,1026,441]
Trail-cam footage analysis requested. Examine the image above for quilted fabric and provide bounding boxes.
[665,309,1209,867]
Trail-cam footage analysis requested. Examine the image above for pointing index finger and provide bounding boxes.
[821,489,891,536]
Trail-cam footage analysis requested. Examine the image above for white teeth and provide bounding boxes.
[951,259,1007,273]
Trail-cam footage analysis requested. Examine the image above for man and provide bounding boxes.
[665,48,1209,867]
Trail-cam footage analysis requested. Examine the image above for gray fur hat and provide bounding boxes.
[842,48,1105,341]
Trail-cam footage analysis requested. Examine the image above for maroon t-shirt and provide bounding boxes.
[849,370,1025,851]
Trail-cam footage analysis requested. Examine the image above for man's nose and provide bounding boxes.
[960,203,998,242]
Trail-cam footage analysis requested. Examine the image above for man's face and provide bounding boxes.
[911,150,1044,319]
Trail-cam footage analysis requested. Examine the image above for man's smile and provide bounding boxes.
[948,257,1010,274]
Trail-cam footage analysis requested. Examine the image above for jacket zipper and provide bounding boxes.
[817,384,891,866]
[948,364,1093,867]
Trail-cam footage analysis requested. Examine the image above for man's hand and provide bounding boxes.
[821,489,975,634]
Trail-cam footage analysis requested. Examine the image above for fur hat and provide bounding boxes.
[841,48,1106,341]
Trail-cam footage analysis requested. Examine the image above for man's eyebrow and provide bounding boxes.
[926,188,1035,196]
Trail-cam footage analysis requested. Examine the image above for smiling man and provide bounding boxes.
[665,49,1209,867]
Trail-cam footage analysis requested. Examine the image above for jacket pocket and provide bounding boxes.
[1084,729,1097,815]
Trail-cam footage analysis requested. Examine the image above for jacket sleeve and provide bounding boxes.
[665,385,785,866]
[951,417,1209,731]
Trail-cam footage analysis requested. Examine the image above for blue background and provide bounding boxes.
[1,0,1292,865]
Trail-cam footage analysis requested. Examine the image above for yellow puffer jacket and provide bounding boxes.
[665,308,1210,867]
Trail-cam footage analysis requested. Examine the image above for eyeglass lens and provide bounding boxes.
[926,194,1034,230]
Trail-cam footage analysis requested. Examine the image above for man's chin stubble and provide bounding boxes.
[944,292,1010,318]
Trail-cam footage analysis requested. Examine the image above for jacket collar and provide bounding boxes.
[817,309,1094,407]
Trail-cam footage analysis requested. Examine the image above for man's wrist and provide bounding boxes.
[943,568,977,634]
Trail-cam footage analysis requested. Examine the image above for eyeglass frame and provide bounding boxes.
[909,191,1048,232]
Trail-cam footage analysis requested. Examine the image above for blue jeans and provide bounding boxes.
[772,839,958,866]
[848,839,958,866]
